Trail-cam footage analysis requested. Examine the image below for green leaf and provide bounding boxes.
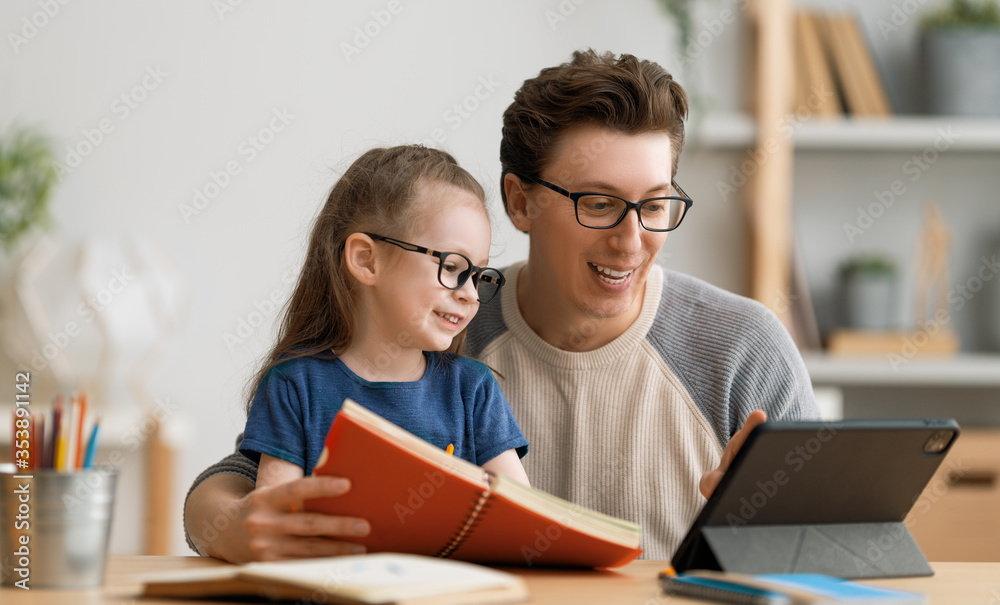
[0,125,57,251]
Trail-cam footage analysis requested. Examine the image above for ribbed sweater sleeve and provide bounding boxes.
[648,269,818,447]
[182,440,257,553]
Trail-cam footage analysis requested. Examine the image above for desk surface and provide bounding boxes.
[5,556,1000,604]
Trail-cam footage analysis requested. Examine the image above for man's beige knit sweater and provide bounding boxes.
[464,263,818,559]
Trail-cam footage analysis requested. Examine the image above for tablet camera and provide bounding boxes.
[923,430,954,454]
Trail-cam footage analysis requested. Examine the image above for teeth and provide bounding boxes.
[438,313,460,324]
[590,263,632,284]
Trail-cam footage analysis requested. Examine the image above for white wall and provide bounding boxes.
[1,0,746,555]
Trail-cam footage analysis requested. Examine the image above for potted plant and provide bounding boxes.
[0,125,57,254]
[920,0,1000,116]
[840,254,898,331]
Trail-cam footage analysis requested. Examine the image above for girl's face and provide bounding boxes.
[371,180,491,354]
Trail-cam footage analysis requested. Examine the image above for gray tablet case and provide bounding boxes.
[670,419,960,579]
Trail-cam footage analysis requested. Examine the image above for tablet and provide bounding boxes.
[670,418,960,578]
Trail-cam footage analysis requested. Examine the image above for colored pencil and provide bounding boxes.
[56,401,68,471]
[83,417,101,469]
[75,393,88,470]
[50,396,63,470]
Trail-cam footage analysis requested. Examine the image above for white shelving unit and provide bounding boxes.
[802,352,1000,388]
[690,112,1000,152]
[691,110,1000,389]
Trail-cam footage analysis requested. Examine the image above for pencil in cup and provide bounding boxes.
[10,395,103,471]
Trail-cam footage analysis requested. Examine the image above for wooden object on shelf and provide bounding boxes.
[814,12,892,117]
[793,11,841,116]
[747,0,795,330]
[906,430,1000,562]
[827,329,959,356]
[913,203,952,328]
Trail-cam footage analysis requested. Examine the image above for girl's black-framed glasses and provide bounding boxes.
[364,233,506,304]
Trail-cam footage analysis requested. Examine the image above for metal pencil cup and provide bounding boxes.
[1,465,119,589]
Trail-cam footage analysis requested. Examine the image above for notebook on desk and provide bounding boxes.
[671,419,960,579]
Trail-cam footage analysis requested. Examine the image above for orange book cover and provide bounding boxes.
[305,400,642,568]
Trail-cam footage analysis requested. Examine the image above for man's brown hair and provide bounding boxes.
[499,49,689,213]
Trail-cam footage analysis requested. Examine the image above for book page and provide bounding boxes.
[241,554,525,603]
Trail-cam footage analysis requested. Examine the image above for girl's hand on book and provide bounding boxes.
[699,410,767,499]
[240,475,372,561]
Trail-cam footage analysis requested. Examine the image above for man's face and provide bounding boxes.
[513,125,674,325]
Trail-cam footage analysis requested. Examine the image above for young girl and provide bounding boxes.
[239,145,529,491]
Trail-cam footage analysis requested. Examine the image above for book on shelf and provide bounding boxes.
[813,12,893,117]
[794,11,842,117]
[304,399,643,568]
[139,553,529,605]
[660,570,925,604]
[788,235,823,351]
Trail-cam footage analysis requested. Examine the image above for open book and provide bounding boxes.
[140,553,528,605]
[305,399,643,568]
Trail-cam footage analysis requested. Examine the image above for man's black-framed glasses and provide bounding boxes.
[516,174,693,232]
[364,233,506,304]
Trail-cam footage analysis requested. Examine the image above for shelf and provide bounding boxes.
[689,112,1000,152]
[802,352,1000,387]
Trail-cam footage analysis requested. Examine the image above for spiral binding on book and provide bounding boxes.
[436,472,494,558]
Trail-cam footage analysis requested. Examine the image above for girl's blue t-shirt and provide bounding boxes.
[240,352,528,473]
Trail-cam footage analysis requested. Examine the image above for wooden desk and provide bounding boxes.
[5,556,999,604]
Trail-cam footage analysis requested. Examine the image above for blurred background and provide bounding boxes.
[2,1,999,557]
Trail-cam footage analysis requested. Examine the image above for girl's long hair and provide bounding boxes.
[245,145,486,413]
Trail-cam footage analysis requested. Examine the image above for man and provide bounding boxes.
[183,49,817,562]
